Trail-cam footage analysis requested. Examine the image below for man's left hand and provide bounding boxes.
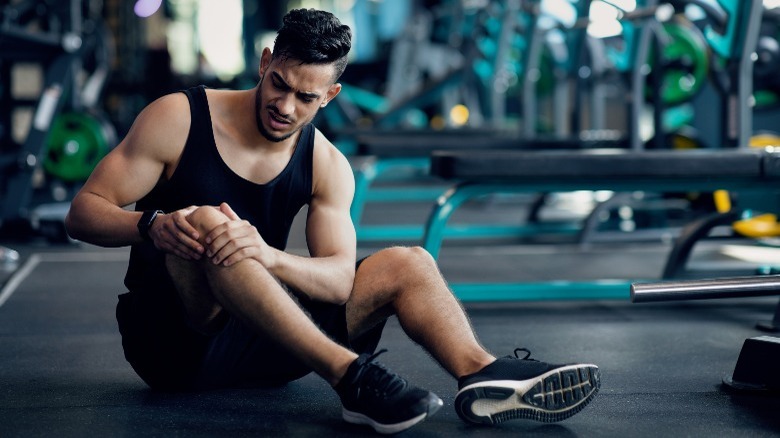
[203,203,276,268]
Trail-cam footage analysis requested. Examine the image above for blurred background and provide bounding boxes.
[2,0,780,244]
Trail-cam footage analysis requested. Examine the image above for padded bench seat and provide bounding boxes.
[358,135,629,157]
[430,149,773,181]
[422,148,780,260]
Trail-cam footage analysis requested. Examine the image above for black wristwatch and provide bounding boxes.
[137,210,163,241]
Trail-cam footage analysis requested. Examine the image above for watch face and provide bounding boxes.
[138,210,159,240]
[147,210,158,225]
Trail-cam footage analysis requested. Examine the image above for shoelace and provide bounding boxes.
[513,347,536,361]
[357,349,406,397]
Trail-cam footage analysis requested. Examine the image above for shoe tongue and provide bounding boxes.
[365,362,406,395]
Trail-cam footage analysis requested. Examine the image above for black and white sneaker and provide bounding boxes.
[335,350,443,434]
[455,348,600,425]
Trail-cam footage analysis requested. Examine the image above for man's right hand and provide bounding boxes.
[149,206,205,260]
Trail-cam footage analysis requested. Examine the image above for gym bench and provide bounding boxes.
[352,133,627,241]
[423,148,780,301]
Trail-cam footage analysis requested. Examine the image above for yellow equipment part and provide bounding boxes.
[732,213,780,238]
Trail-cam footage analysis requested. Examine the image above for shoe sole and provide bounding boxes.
[454,364,600,425]
[342,393,444,434]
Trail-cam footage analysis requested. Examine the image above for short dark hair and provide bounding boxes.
[273,9,352,82]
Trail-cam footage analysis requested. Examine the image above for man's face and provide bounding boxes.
[255,49,341,143]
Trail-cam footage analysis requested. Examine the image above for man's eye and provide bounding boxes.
[272,80,287,91]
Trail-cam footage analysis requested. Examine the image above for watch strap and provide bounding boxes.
[137,210,163,241]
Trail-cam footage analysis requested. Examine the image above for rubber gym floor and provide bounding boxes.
[2,197,780,437]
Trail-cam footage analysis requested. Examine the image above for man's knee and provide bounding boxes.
[381,246,436,268]
[364,246,438,284]
[186,205,229,243]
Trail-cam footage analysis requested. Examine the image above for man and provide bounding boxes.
[66,8,600,434]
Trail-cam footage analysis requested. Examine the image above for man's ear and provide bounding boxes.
[258,47,272,78]
[322,83,342,107]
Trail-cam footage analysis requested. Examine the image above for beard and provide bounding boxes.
[255,76,300,143]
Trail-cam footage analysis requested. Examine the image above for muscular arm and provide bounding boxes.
[271,135,357,303]
[65,94,200,254]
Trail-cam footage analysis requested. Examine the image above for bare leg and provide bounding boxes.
[167,206,357,385]
[347,246,495,378]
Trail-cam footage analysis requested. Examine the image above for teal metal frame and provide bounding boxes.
[423,178,775,258]
[351,157,441,241]
[351,157,581,241]
[452,280,633,302]
[350,157,582,242]
[423,175,779,302]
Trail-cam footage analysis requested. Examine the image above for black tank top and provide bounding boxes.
[124,85,314,291]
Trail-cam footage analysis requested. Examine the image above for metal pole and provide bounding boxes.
[631,275,780,302]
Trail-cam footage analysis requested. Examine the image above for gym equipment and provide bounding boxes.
[632,276,780,393]
[633,263,780,332]
[699,0,761,149]
[522,0,596,138]
[519,0,702,141]
[649,17,710,106]
[352,1,651,240]
[731,213,780,238]
[351,0,719,242]
[348,0,545,242]
[750,131,780,148]
[327,0,501,132]
[704,132,780,240]
[723,336,780,393]
[414,0,766,301]
[709,132,780,239]
[43,111,115,182]
[349,0,620,240]
[421,148,780,300]
[751,7,780,109]
[630,274,780,302]
[532,0,707,142]
[0,0,115,237]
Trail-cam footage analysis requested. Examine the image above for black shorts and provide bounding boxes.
[116,260,384,391]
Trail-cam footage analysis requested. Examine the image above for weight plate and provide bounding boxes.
[43,112,111,182]
[648,20,710,105]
